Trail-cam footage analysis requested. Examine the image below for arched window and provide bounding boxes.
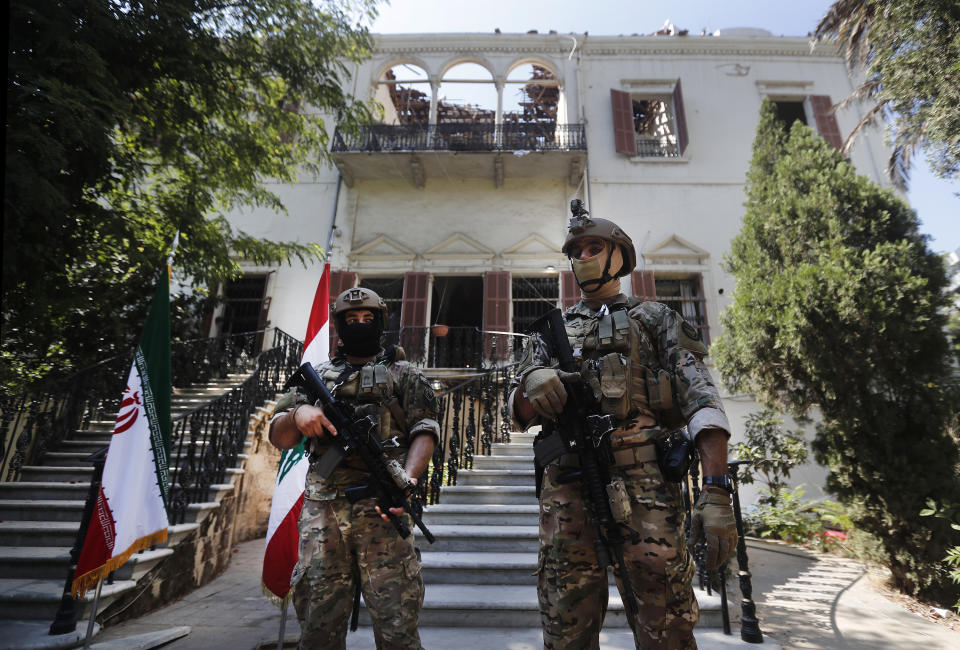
[437,62,497,124]
[503,63,559,125]
[375,64,431,125]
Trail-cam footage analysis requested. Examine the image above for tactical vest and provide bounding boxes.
[563,302,685,441]
[308,361,409,470]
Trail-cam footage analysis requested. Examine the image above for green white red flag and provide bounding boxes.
[72,266,172,597]
[262,263,329,603]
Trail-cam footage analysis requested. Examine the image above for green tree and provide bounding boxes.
[815,0,960,186]
[733,409,809,507]
[4,0,378,389]
[714,98,960,601]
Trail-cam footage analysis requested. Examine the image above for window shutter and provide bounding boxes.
[483,271,511,360]
[673,79,689,155]
[810,95,843,151]
[328,271,357,352]
[400,272,430,360]
[560,271,580,309]
[610,89,637,156]
[631,270,657,301]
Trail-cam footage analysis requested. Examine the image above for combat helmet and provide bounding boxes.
[332,287,388,321]
[561,199,637,280]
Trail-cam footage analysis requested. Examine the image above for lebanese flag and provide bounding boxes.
[72,268,172,597]
[262,263,330,603]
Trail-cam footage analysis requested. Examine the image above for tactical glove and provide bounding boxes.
[523,368,581,419]
[688,487,738,571]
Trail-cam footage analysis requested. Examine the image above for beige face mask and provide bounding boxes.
[571,244,625,291]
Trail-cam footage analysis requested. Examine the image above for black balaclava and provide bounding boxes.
[337,310,383,358]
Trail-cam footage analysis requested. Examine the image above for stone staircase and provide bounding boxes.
[0,375,249,625]
[363,430,728,630]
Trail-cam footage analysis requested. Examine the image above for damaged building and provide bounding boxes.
[219,26,893,500]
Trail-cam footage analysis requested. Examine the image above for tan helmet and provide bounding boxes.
[561,200,637,277]
[332,287,388,321]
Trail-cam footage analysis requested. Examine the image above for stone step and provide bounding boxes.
[417,525,539,553]
[453,469,535,487]
[0,480,235,504]
[357,583,725,629]
[0,546,173,581]
[17,465,243,484]
[41,448,249,467]
[0,577,137,620]
[489,442,534,457]
[0,499,85,522]
[470,455,533,470]
[436,485,537,505]
[424,503,538,526]
[0,521,79,547]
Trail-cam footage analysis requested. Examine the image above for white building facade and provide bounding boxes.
[223,29,893,502]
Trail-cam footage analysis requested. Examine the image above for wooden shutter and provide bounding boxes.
[810,95,843,151]
[400,272,430,360]
[673,79,689,155]
[610,89,637,156]
[560,271,580,309]
[631,270,657,301]
[328,271,357,352]
[483,271,511,360]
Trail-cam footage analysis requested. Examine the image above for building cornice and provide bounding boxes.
[372,33,841,60]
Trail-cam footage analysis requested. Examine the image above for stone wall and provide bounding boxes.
[234,400,283,543]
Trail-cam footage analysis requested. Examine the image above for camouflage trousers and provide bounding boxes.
[537,452,698,650]
[291,492,425,650]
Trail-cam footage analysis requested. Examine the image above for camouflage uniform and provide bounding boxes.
[509,296,730,650]
[273,354,440,650]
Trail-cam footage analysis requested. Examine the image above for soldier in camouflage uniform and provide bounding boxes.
[508,205,739,650]
[270,287,439,650]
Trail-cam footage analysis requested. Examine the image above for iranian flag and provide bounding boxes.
[262,263,330,603]
[72,267,172,597]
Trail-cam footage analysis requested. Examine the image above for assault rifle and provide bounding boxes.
[284,362,435,544]
[530,308,640,618]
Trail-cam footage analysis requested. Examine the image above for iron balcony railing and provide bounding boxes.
[383,326,528,369]
[332,123,586,153]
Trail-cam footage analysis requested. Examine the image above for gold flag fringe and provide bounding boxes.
[262,580,295,609]
[71,528,169,599]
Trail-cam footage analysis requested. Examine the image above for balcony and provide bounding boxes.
[331,123,586,187]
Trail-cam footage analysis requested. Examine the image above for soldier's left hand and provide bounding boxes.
[375,478,418,521]
[688,487,738,571]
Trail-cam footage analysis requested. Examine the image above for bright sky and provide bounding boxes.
[371,0,958,254]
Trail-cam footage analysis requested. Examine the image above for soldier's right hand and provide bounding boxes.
[292,404,338,438]
[523,368,581,419]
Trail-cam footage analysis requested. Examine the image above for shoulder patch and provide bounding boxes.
[678,320,708,355]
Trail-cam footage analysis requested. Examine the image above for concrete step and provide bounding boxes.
[437,485,537,505]
[470,455,533,470]
[0,521,79,547]
[452,469,535,487]
[420,551,538,585]
[0,499,84,522]
[0,576,137,620]
[357,583,726,629]
[0,546,173,581]
[418,525,539,553]
[0,482,89,501]
[489,442,534,457]
[17,465,243,484]
[424,503,538,526]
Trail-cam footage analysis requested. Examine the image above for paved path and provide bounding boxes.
[85,538,959,650]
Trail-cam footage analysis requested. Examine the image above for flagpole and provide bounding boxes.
[278,603,288,648]
[82,575,104,649]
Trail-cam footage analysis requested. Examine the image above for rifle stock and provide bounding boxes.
[284,362,436,544]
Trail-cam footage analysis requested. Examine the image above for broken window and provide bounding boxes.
[611,82,688,158]
[772,100,807,129]
[437,62,497,124]
[503,64,559,125]
[376,64,431,126]
[632,271,709,343]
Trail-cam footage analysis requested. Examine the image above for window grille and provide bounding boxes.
[359,276,404,332]
[512,277,559,333]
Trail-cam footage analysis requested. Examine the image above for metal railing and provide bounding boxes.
[385,326,528,369]
[0,330,283,483]
[635,137,680,158]
[167,328,302,523]
[332,123,586,153]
